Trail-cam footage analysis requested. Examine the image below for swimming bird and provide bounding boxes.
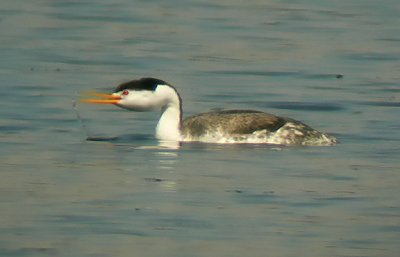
[82,77,337,145]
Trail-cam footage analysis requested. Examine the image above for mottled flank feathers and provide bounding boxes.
[182,110,336,145]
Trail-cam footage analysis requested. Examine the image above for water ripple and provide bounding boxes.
[237,100,345,112]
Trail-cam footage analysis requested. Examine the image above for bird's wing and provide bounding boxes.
[182,110,287,137]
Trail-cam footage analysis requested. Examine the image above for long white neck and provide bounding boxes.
[154,85,182,141]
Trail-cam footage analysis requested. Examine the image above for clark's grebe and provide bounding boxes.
[82,77,337,146]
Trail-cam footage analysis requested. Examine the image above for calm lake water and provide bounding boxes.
[1,0,399,256]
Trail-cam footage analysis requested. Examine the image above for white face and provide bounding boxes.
[114,88,165,111]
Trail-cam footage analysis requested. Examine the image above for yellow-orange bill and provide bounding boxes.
[81,92,121,104]
[86,92,122,99]
[81,99,120,104]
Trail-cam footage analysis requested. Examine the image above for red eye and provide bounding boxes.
[122,90,129,95]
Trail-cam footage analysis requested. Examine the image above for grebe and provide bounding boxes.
[82,77,337,146]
